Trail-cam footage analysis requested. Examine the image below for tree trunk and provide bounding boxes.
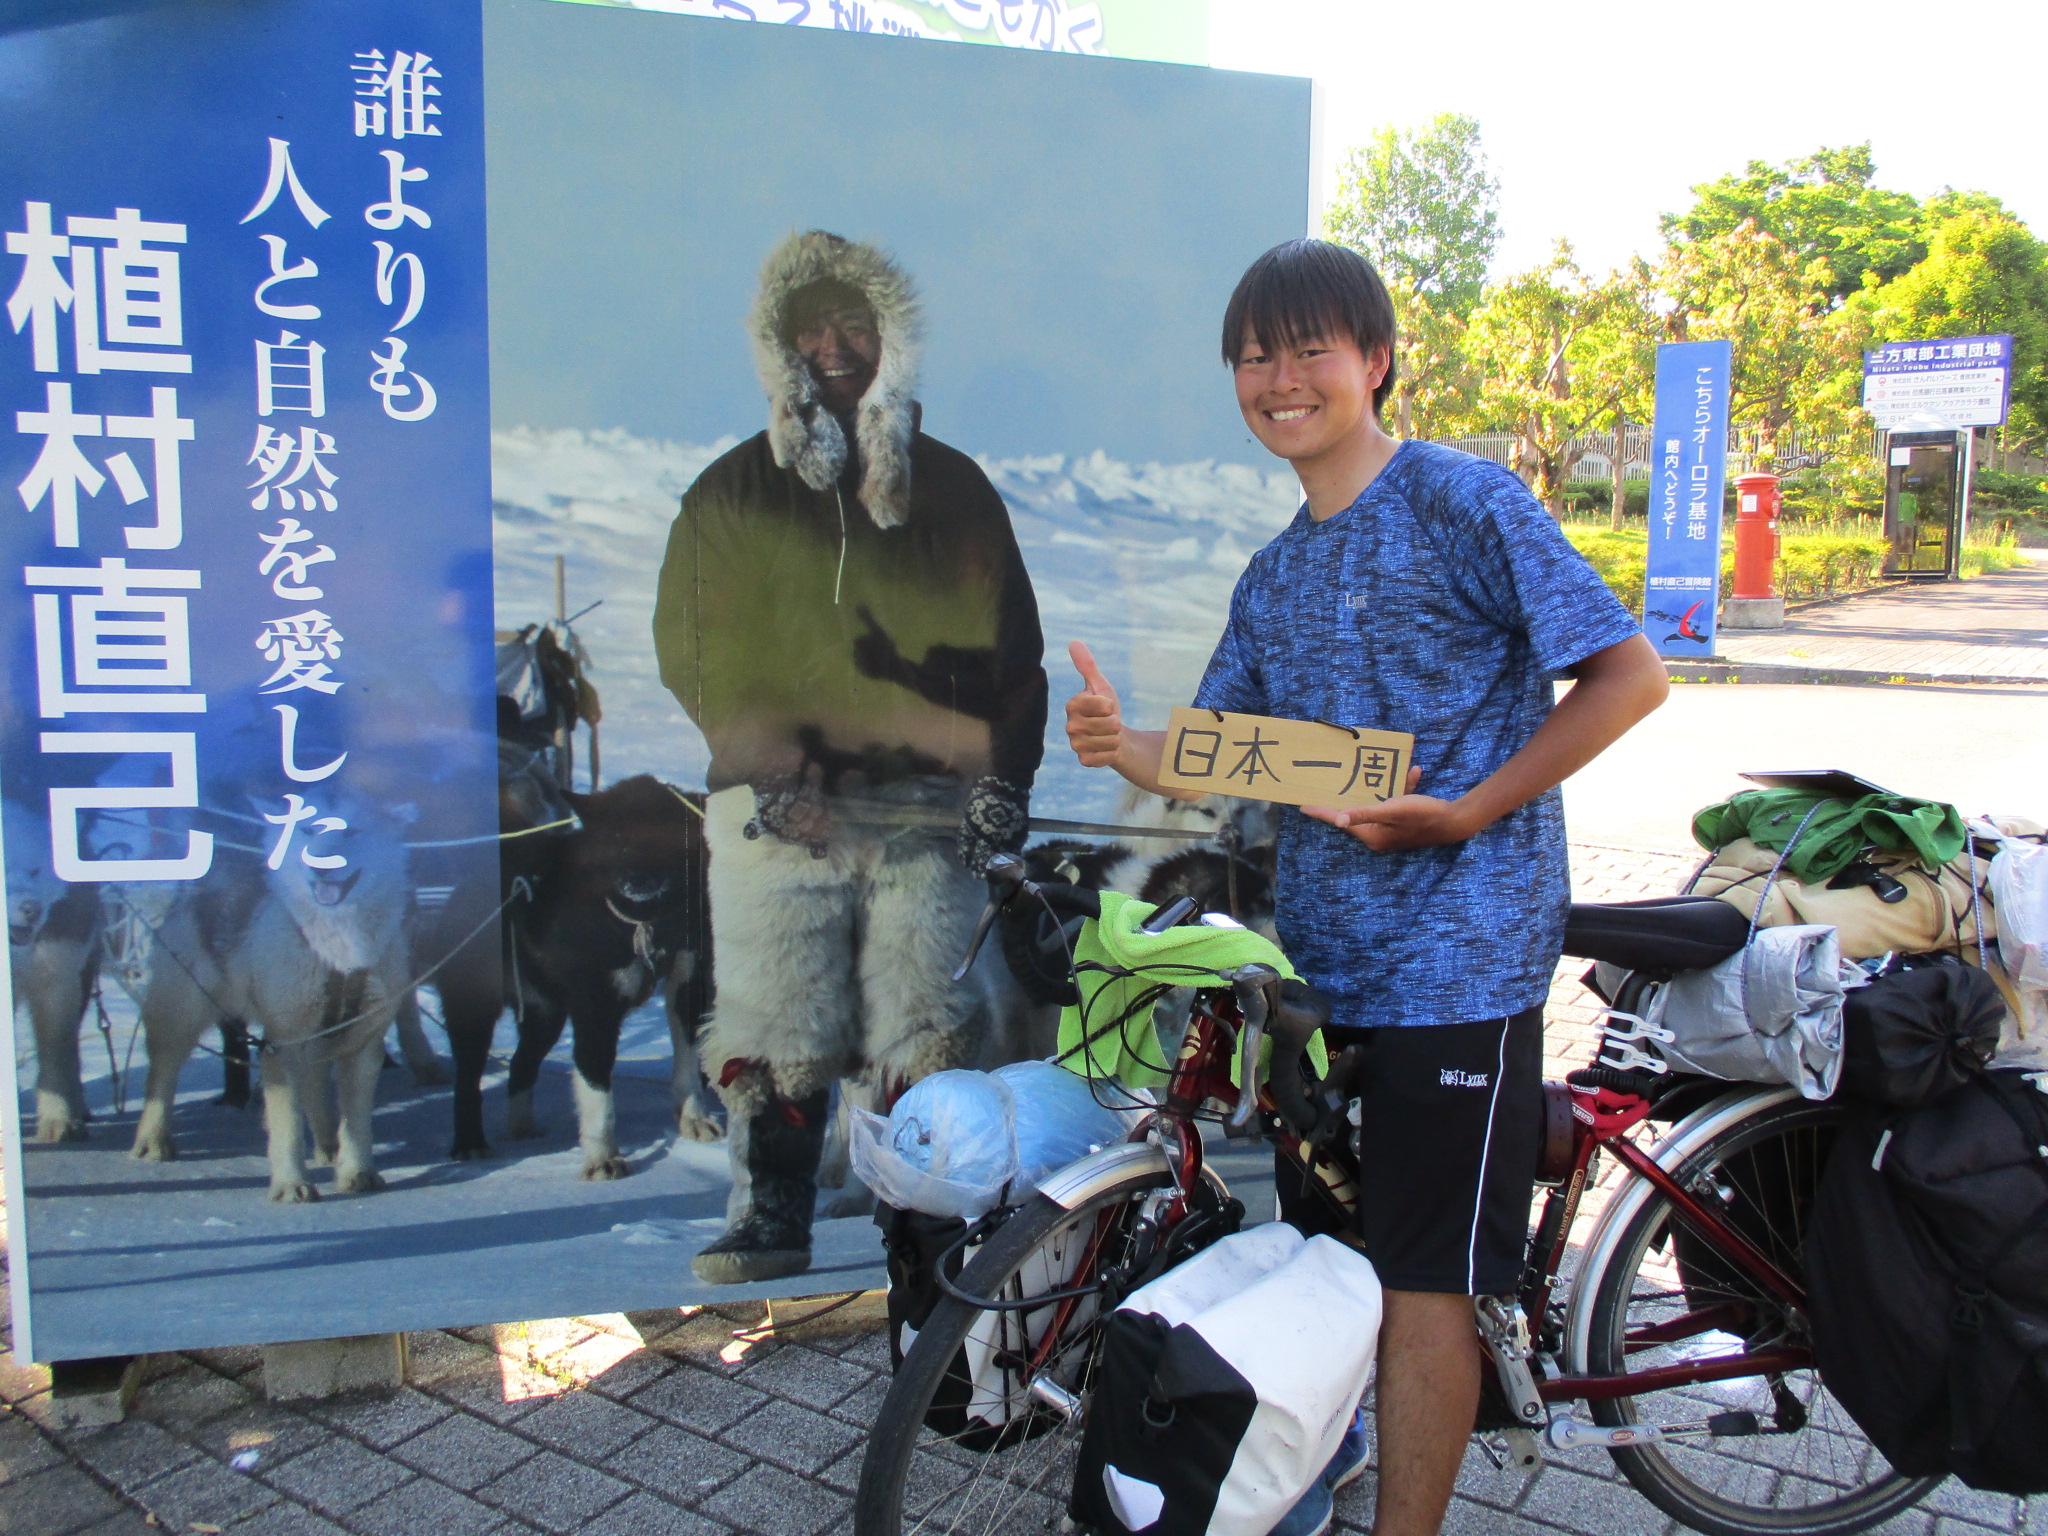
[1396,387,1412,440]
[1610,413,1628,531]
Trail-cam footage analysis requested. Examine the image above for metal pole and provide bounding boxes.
[1954,427,1974,580]
[551,555,572,788]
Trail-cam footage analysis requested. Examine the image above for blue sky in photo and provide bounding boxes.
[485,0,1311,467]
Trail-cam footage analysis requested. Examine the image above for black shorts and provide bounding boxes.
[1277,1007,1543,1296]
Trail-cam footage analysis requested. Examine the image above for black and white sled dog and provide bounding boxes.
[113,798,416,1202]
[437,766,711,1179]
[8,797,101,1143]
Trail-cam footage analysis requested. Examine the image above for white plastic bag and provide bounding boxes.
[1991,837,2048,994]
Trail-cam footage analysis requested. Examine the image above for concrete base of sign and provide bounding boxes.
[47,1355,145,1429]
[262,1334,409,1402]
[1721,596,1785,630]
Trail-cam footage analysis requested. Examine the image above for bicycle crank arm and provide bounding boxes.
[1546,1410,1762,1451]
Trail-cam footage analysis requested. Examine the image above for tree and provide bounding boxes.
[1664,145,1923,309]
[1464,245,1655,515]
[1659,219,1844,455]
[1841,204,2048,450]
[1384,292,1479,441]
[1324,112,1500,317]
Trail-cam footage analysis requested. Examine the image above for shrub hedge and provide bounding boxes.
[1561,527,2025,616]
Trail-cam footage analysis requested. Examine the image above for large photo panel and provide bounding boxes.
[483,0,1311,1304]
[2,0,499,1361]
[4,0,1310,1360]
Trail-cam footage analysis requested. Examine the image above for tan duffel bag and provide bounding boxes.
[1689,817,2047,1070]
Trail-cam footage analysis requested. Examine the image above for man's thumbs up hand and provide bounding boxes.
[1066,641,1126,768]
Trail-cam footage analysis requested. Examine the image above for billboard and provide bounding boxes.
[546,0,1211,65]
[1862,334,2014,430]
[3,0,1310,1359]
[1641,339,1732,660]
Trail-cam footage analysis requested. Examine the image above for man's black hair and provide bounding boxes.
[1221,239,1398,418]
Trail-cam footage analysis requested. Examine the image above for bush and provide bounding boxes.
[1561,525,2022,617]
[1968,468,2048,514]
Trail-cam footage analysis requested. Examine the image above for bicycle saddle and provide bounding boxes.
[1561,897,1751,976]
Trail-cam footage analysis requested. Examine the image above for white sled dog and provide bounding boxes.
[7,798,100,1143]
[115,801,414,1202]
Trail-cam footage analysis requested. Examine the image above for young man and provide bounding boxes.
[1065,239,1667,1536]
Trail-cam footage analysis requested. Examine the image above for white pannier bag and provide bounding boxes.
[1071,1225,1382,1536]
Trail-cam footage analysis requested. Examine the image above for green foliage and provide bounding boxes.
[1464,246,1659,513]
[1324,113,1500,317]
[1664,145,1924,308]
[1969,468,2048,513]
[1659,220,1851,448]
[1776,458,1884,518]
[1841,204,2048,447]
[1561,525,2020,617]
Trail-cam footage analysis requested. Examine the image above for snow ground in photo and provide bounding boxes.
[490,425,1300,820]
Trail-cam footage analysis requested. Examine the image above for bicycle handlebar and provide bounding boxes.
[953,852,1102,981]
[1225,965,1275,1133]
[958,858,1338,1141]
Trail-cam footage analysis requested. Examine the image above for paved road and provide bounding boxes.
[1716,556,2048,681]
[1563,680,2048,852]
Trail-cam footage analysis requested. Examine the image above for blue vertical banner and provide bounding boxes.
[1642,339,1732,658]
[0,0,494,1358]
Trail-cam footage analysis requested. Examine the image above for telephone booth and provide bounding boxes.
[1882,427,1965,579]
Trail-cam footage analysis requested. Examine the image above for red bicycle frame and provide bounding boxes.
[1138,990,1814,1408]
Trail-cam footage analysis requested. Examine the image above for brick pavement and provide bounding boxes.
[5,839,2037,1536]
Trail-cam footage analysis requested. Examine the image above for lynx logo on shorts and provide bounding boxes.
[1440,1068,1491,1089]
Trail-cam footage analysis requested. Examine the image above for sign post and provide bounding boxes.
[1642,339,1733,659]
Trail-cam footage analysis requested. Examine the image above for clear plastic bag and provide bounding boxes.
[850,1070,1018,1219]
[995,1060,1128,1188]
[1991,838,2048,993]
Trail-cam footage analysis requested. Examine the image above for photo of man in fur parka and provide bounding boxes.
[653,230,1048,1285]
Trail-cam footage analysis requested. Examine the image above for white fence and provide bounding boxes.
[1438,426,1887,481]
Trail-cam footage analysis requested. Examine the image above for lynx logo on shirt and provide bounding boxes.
[1440,1068,1491,1089]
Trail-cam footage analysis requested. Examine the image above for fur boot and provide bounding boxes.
[692,1072,830,1286]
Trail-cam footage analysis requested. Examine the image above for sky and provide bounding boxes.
[1208,0,2047,282]
[486,0,1309,465]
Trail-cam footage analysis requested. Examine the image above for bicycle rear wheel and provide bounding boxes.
[853,1161,1215,1536]
[1579,1096,1938,1536]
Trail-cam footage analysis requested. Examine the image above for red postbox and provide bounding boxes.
[1725,473,1784,629]
[1732,473,1780,598]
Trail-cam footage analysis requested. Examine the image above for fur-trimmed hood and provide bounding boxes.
[750,230,922,530]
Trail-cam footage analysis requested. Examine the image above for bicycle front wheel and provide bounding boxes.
[1579,1095,1938,1536]
[853,1161,1192,1536]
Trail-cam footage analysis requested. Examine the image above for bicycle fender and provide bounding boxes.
[1562,1085,1799,1376]
[1036,1141,1172,1210]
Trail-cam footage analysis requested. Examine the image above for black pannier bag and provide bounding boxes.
[1804,1071,2048,1492]
[1068,1310,1261,1536]
[1837,957,2004,1108]
[874,1203,985,1438]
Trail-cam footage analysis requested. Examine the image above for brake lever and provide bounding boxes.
[954,852,1031,982]
[1226,964,1278,1134]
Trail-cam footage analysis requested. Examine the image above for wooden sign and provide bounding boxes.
[1155,708,1415,809]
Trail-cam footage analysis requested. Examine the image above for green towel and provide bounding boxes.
[1691,788,1967,882]
[1055,891,1324,1091]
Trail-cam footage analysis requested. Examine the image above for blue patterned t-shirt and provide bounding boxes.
[1192,440,1642,1029]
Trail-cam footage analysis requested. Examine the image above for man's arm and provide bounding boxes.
[1065,641,1204,802]
[1303,632,1668,852]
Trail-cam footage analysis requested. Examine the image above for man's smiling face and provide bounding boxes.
[1233,327,1386,465]
[792,288,881,416]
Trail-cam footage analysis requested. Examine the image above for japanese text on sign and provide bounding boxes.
[1155,707,1413,810]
